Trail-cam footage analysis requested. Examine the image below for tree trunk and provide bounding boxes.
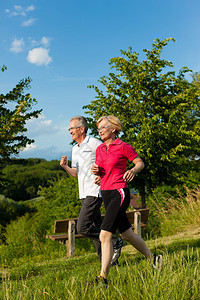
[140,181,146,208]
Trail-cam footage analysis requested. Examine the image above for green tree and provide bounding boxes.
[0,159,67,201]
[0,66,42,159]
[83,38,200,206]
[0,194,33,227]
[38,176,80,219]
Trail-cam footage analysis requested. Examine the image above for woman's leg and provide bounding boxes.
[120,227,153,261]
[99,230,113,279]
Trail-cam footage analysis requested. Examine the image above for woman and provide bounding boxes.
[91,115,162,286]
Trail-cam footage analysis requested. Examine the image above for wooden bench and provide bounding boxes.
[46,208,149,257]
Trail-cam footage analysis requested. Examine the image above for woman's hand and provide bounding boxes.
[94,176,101,185]
[123,156,145,182]
[123,169,135,182]
[91,164,100,175]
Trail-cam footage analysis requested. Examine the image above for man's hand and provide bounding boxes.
[60,155,68,169]
[60,155,77,178]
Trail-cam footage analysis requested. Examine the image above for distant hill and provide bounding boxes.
[17,148,72,161]
[0,158,69,201]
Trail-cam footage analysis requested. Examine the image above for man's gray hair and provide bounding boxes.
[70,115,88,133]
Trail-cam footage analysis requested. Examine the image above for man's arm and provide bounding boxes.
[60,155,77,178]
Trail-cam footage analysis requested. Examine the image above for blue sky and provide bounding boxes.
[1,0,200,160]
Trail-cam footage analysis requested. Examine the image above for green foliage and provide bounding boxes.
[37,176,80,219]
[0,158,67,201]
[0,67,42,194]
[0,213,65,266]
[0,214,66,267]
[0,194,33,227]
[1,65,7,72]
[0,67,42,159]
[83,38,200,200]
[0,176,82,266]
[0,194,33,244]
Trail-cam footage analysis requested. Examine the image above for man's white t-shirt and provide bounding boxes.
[72,136,102,199]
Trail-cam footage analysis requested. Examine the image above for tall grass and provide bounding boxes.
[1,186,200,299]
[1,246,199,299]
[148,186,200,237]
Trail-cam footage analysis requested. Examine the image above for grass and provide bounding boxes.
[148,186,200,237]
[1,186,200,299]
[1,227,200,300]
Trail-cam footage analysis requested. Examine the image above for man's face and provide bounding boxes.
[69,119,83,142]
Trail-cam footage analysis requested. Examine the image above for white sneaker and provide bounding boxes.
[111,238,123,266]
[153,254,162,269]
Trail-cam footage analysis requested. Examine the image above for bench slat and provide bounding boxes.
[46,233,85,241]
[47,222,147,242]
[54,219,78,234]
[46,208,149,256]
[53,209,149,234]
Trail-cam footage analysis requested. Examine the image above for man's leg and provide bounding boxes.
[77,196,102,260]
[92,198,122,263]
[92,198,103,260]
[77,196,121,262]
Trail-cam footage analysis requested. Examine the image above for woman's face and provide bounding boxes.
[97,119,115,141]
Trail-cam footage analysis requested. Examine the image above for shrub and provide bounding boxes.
[37,176,80,219]
[0,176,86,267]
[0,194,33,227]
[0,158,67,201]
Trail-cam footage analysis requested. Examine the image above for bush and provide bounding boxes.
[0,194,33,227]
[0,213,67,267]
[0,176,86,267]
[0,158,67,201]
[37,176,80,219]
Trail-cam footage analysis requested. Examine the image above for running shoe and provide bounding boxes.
[111,237,123,266]
[111,259,121,267]
[85,276,108,288]
[153,254,162,269]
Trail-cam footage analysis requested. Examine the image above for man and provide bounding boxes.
[60,116,122,264]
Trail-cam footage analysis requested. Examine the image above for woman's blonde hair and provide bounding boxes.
[97,115,123,135]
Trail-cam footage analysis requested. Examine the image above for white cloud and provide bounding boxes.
[41,37,51,47]
[26,5,35,12]
[5,4,36,17]
[29,36,51,47]
[26,114,59,136]
[12,5,25,16]
[10,38,25,53]
[27,47,52,66]
[14,5,23,11]
[18,116,72,160]
[21,18,37,27]
[22,144,37,152]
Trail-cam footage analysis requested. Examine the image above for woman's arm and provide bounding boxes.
[123,156,145,182]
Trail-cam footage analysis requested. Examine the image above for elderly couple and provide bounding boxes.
[60,115,162,286]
